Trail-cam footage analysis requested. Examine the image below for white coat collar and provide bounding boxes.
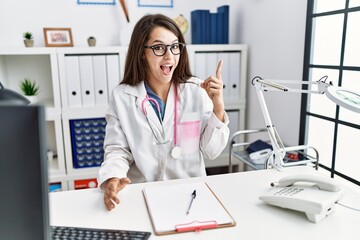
[124,81,182,126]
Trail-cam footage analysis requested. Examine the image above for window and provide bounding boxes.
[301,0,360,186]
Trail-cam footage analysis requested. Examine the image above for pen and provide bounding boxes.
[186,190,196,215]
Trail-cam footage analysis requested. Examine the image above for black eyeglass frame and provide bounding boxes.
[144,43,185,56]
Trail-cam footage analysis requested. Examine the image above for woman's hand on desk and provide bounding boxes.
[103,177,131,211]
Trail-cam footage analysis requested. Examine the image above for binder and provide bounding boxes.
[206,52,218,77]
[191,10,202,44]
[229,52,241,100]
[106,54,120,96]
[217,5,229,44]
[191,10,210,44]
[92,55,108,106]
[194,52,207,80]
[119,51,126,80]
[64,56,82,107]
[209,13,218,44]
[216,12,225,44]
[217,52,231,100]
[79,56,95,106]
[143,182,236,235]
[202,10,210,44]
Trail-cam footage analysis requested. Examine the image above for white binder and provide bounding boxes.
[64,56,82,107]
[229,52,241,100]
[119,51,126,80]
[206,52,218,78]
[79,56,95,106]
[217,52,231,100]
[106,54,120,96]
[194,52,207,80]
[92,55,108,106]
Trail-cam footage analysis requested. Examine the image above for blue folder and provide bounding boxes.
[217,5,229,44]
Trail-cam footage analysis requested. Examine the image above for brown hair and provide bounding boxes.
[121,14,193,86]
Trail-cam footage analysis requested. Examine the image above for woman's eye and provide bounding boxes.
[172,44,179,49]
[154,45,165,50]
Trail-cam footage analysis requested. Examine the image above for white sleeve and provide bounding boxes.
[200,111,230,160]
[97,92,133,190]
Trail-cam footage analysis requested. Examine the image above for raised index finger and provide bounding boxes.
[216,60,223,81]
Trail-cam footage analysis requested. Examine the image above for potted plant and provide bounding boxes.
[20,78,39,103]
[87,36,96,47]
[23,32,34,47]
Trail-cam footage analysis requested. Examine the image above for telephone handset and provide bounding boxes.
[259,174,345,223]
[270,174,341,192]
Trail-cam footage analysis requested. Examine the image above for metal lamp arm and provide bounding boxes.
[252,77,286,168]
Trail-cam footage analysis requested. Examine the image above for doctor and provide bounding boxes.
[98,14,230,210]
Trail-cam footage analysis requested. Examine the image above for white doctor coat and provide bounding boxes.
[97,77,230,187]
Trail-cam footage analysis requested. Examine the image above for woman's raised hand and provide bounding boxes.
[200,60,225,122]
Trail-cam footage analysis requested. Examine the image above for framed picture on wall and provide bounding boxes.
[77,0,115,5]
[43,28,74,47]
[137,0,173,8]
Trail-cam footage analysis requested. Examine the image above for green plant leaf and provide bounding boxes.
[20,78,39,96]
[23,32,33,40]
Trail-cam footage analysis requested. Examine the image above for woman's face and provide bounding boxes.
[144,26,180,87]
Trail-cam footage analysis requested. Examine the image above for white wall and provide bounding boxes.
[235,0,308,146]
[0,0,307,145]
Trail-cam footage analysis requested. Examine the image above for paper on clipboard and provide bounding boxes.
[142,182,236,235]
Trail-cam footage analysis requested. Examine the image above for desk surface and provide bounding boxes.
[50,167,360,240]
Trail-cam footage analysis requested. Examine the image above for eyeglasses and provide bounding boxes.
[144,43,185,56]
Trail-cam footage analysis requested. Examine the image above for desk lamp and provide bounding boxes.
[252,76,360,169]
[0,82,30,105]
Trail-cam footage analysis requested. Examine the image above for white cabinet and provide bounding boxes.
[0,44,247,190]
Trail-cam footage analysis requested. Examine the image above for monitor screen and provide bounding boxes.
[0,105,50,240]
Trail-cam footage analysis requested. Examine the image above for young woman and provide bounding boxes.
[98,14,229,210]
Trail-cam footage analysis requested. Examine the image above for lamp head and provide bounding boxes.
[325,85,360,114]
[0,82,30,105]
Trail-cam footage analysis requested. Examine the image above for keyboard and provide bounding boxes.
[51,226,151,240]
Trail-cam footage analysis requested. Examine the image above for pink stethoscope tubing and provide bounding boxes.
[141,86,181,158]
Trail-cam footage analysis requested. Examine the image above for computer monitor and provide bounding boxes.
[0,105,50,240]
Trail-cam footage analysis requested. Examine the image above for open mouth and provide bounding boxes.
[160,65,173,74]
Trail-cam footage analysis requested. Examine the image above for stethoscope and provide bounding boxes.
[141,85,182,159]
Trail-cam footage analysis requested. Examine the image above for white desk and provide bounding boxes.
[50,167,360,240]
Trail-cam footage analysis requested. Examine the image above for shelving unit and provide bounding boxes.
[0,44,247,190]
[57,47,126,190]
[0,47,67,190]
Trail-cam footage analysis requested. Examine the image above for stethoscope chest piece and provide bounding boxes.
[171,146,182,159]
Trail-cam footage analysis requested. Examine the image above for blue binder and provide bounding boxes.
[191,9,210,44]
[209,13,217,44]
[216,12,224,44]
[217,5,229,44]
[202,10,210,44]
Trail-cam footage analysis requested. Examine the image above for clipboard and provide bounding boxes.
[142,182,236,235]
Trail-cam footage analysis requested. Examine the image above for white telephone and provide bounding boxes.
[259,174,345,223]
